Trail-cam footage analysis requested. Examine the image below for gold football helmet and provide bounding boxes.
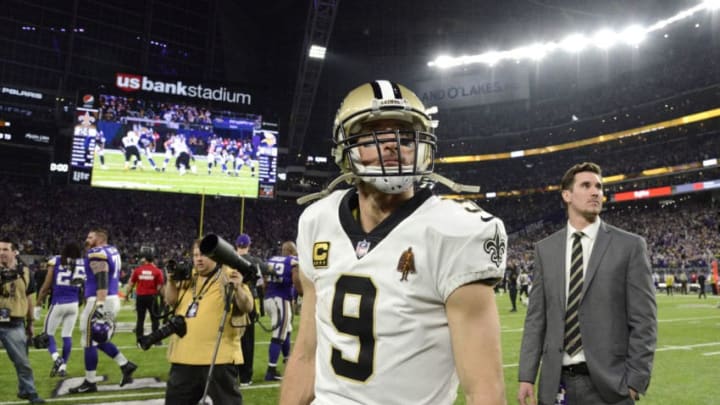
[296,80,479,205]
[332,80,437,193]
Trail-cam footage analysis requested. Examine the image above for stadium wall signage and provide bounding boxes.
[414,65,529,109]
[115,72,251,105]
[1,86,43,100]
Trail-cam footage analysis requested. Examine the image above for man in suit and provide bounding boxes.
[518,162,656,405]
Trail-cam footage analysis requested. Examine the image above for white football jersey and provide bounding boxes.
[122,131,139,147]
[297,188,507,405]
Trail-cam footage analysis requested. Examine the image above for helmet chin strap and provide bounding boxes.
[296,172,355,205]
[425,173,480,193]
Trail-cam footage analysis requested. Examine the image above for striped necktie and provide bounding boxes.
[564,231,584,357]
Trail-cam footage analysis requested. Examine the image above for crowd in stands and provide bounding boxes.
[100,94,213,126]
[1,179,302,272]
[3,174,718,284]
[501,193,720,279]
[99,94,263,132]
[436,123,720,194]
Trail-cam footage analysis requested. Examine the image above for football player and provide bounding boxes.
[237,141,257,177]
[173,134,196,175]
[161,133,176,172]
[207,135,226,175]
[95,130,108,169]
[121,130,141,170]
[263,241,299,381]
[68,228,137,394]
[280,80,507,405]
[206,134,220,174]
[137,127,160,171]
[225,139,240,176]
[36,243,84,377]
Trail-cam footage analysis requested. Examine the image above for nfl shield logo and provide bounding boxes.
[355,240,371,258]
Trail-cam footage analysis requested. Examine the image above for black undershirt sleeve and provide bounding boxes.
[95,271,109,290]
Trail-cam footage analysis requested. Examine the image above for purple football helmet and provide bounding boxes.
[90,319,114,343]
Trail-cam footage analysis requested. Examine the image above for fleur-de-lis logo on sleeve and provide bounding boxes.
[483,224,506,268]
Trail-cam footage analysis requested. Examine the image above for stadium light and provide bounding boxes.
[309,45,326,59]
[703,0,720,10]
[559,34,589,53]
[621,25,647,47]
[524,43,551,61]
[592,29,618,49]
[480,51,502,66]
[428,55,456,68]
[428,1,716,68]
[703,158,718,167]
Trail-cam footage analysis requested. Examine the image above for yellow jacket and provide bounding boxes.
[167,267,251,365]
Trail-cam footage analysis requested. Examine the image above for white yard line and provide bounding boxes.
[702,351,720,356]
[656,342,720,352]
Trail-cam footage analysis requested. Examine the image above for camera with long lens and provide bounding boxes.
[138,315,186,350]
[0,267,21,285]
[167,259,192,281]
[199,234,259,285]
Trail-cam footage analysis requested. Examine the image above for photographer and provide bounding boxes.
[164,238,254,405]
[0,239,45,404]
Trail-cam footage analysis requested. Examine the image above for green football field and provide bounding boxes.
[90,150,260,198]
[0,293,718,404]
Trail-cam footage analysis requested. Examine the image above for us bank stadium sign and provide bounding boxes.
[115,73,251,105]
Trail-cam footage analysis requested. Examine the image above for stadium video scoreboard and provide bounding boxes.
[67,89,279,199]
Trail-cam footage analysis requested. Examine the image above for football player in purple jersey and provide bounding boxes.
[69,228,137,394]
[264,241,299,381]
[36,243,83,377]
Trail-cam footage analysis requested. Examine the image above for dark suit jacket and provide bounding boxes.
[518,221,656,404]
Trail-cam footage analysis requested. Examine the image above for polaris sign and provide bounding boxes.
[115,73,251,105]
[1,87,43,100]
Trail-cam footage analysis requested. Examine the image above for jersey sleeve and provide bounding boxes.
[296,206,316,282]
[434,208,508,302]
[87,247,109,263]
